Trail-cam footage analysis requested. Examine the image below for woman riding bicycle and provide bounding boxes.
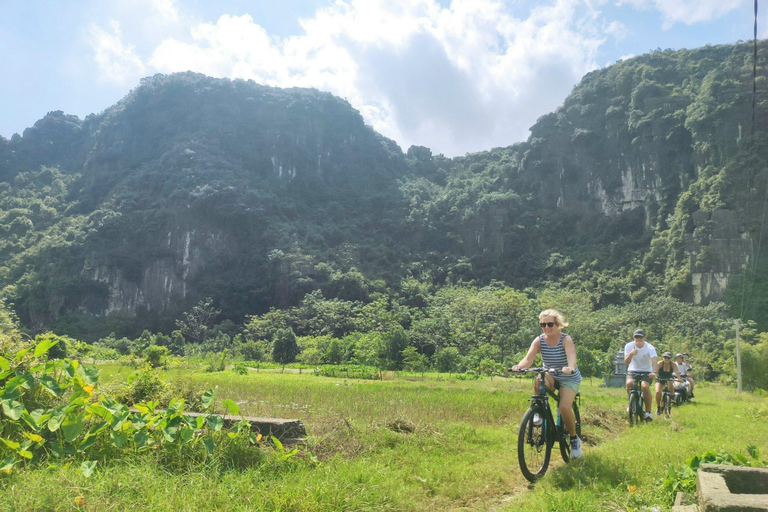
[654,351,681,415]
[511,309,583,459]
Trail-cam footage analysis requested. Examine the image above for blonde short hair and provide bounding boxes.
[539,309,568,328]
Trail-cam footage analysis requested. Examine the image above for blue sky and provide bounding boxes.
[0,0,759,156]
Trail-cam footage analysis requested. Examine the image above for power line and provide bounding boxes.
[739,0,764,322]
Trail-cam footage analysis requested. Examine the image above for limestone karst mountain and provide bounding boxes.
[1,41,766,335]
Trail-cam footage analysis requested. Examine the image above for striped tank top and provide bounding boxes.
[539,333,582,385]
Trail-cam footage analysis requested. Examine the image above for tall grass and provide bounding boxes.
[3,370,766,511]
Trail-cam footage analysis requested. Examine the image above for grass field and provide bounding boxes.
[3,368,767,511]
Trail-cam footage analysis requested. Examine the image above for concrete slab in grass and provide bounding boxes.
[697,464,768,511]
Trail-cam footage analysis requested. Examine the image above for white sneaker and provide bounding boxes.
[644,411,653,421]
[570,436,582,459]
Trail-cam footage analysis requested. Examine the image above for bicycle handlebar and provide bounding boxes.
[508,366,564,376]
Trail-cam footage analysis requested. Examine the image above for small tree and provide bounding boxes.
[176,298,221,344]
[272,328,300,372]
[383,326,409,370]
[402,346,430,379]
[351,332,387,379]
[324,338,343,364]
[237,338,267,362]
[434,347,462,375]
[477,358,504,379]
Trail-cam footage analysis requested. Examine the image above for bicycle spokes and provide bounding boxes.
[518,407,552,482]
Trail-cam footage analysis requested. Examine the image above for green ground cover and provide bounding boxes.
[3,368,766,511]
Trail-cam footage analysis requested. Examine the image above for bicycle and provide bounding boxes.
[511,367,582,483]
[627,371,652,426]
[656,377,681,419]
[673,376,692,405]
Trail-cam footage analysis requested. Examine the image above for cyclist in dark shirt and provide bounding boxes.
[654,351,681,415]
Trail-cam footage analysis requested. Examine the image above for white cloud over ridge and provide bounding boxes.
[88,21,146,85]
[143,0,609,156]
[617,0,745,29]
[86,0,745,156]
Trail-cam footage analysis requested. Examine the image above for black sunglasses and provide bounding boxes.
[540,322,556,328]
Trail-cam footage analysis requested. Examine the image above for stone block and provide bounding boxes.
[131,408,307,445]
[697,464,768,511]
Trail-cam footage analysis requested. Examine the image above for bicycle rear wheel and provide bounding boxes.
[559,401,582,462]
[518,406,552,482]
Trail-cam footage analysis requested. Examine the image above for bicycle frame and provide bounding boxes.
[520,368,576,449]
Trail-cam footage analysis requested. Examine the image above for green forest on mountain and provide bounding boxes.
[1,41,768,389]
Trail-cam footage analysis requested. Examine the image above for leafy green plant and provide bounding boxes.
[0,338,289,476]
[204,350,229,372]
[233,362,248,375]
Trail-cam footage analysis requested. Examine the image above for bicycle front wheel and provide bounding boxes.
[518,406,552,482]
[628,392,640,426]
[663,393,672,418]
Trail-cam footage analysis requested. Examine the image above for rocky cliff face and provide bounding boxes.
[87,227,218,313]
[510,43,766,303]
[686,209,753,305]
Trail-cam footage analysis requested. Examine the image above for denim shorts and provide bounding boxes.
[556,378,581,393]
[546,375,581,393]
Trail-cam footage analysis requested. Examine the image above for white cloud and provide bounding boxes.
[143,0,613,155]
[151,14,287,81]
[149,0,180,22]
[617,0,745,28]
[88,20,146,85]
[605,20,627,40]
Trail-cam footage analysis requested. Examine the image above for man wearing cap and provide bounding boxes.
[654,351,681,415]
[676,353,695,398]
[624,328,658,421]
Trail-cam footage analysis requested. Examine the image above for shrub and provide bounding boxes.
[233,362,248,375]
[143,345,170,368]
[109,366,172,405]
[314,364,380,380]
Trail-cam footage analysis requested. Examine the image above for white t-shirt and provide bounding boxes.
[677,362,690,375]
[624,340,657,372]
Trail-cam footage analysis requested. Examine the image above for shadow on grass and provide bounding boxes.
[545,453,638,490]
